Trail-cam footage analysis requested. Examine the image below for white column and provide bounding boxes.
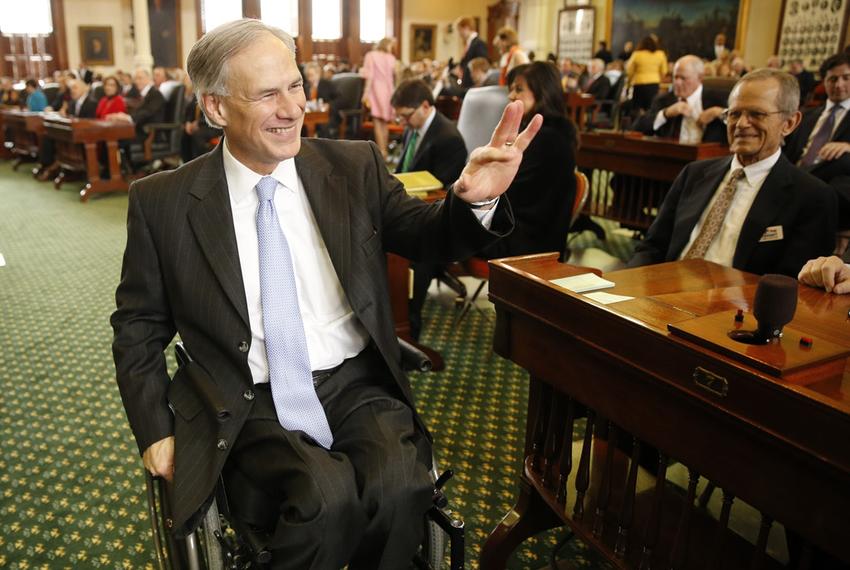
[132,0,154,69]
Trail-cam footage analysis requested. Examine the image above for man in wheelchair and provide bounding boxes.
[111,18,542,569]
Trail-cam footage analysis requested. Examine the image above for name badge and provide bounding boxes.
[759,225,784,243]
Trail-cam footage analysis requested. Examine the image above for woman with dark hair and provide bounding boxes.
[96,76,126,118]
[481,61,578,258]
[625,35,668,111]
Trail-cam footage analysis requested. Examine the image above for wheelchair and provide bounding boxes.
[145,339,465,570]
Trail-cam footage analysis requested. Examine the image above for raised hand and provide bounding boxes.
[452,100,543,204]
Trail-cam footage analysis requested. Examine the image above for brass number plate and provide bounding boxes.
[693,367,729,398]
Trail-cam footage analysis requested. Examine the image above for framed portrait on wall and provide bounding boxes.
[775,0,849,70]
[557,7,596,63]
[149,0,181,68]
[411,24,437,61]
[608,0,748,61]
[79,26,114,66]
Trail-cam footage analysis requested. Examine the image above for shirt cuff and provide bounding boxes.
[652,110,667,131]
[470,197,499,229]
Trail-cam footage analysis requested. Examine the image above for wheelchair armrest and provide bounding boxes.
[398,337,432,373]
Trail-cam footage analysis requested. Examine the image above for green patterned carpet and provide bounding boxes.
[0,160,628,569]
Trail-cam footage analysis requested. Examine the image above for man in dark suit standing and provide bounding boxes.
[783,52,850,233]
[456,17,489,89]
[628,68,836,277]
[638,55,727,143]
[111,19,539,569]
[391,78,468,341]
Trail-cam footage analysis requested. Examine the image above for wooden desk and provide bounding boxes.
[2,110,44,170]
[303,109,330,137]
[565,92,595,131]
[43,116,136,201]
[481,256,850,568]
[387,189,448,371]
[577,132,729,232]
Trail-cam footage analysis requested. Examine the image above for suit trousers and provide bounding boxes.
[222,346,434,570]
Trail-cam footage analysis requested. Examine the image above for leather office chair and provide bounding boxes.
[456,86,509,156]
[146,341,464,570]
[129,84,187,171]
[329,73,364,139]
[454,170,590,325]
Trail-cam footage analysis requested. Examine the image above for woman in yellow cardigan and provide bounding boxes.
[626,35,668,111]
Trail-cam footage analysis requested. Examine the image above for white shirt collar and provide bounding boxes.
[731,147,782,186]
[825,98,850,112]
[140,83,153,98]
[466,32,478,49]
[222,138,299,204]
[418,107,437,138]
[685,84,703,107]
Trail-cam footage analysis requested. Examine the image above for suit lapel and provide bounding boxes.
[186,144,251,328]
[733,155,795,267]
[295,140,351,293]
[412,114,441,167]
[832,106,850,142]
[670,157,732,256]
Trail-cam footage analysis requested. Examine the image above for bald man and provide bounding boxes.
[639,55,727,143]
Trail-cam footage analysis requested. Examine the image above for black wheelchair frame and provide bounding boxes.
[145,339,465,569]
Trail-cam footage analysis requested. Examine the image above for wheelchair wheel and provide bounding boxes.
[420,517,449,568]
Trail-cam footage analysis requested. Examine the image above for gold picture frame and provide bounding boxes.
[79,26,114,66]
[411,24,437,61]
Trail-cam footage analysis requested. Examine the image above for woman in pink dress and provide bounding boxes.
[360,37,397,159]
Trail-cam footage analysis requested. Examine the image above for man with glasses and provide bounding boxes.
[628,68,835,276]
[784,52,850,235]
[391,78,468,341]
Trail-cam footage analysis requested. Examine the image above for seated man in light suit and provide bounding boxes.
[638,55,727,144]
[391,78,469,341]
[628,68,836,277]
[111,19,540,570]
[783,52,850,238]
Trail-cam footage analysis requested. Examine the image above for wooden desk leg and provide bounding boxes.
[480,476,563,570]
[79,142,102,202]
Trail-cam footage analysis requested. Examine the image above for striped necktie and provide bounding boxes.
[684,168,746,259]
[800,105,840,167]
[400,130,419,172]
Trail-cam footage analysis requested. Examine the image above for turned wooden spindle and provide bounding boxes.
[670,468,700,569]
[750,513,773,570]
[614,437,641,559]
[638,452,668,569]
[541,393,563,487]
[709,490,736,569]
[530,380,553,472]
[572,409,596,521]
[556,397,576,504]
[593,422,618,538]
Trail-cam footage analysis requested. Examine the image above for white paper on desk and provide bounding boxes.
[584,291,634,305]
[550,273,615,293]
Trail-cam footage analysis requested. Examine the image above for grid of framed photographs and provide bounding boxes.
[776,0,848,68]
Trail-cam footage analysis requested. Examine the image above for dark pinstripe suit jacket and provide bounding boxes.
[111,138,512,534]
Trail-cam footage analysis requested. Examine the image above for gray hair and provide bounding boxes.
[588,58,604,74]
[730,68,800,115]
[675,55,705,77]
[187,18,296,99]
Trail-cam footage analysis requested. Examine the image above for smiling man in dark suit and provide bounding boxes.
[111,19,539,570]
[783,52,850,232]
[628,68,836,277]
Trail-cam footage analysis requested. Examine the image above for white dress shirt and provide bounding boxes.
[679,148,782,267]
[409,107,437,158]
[223,141,371,383]
[799,98,850,162]
[653,84,705,144]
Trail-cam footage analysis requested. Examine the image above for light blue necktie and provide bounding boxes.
[255,176,333,449]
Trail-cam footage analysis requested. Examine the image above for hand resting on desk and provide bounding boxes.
[798,255,850,294]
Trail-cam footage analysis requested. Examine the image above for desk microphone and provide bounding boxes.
[728,274,798,344]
